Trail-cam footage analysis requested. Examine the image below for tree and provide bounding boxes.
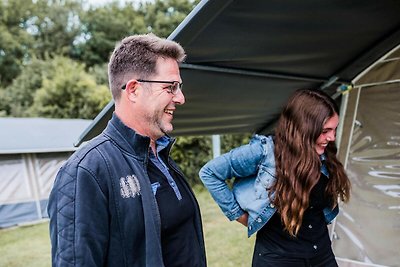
[143,0,200,38]
[29,56,111,119]
[170,133,252,186]
[171,135,212,185]
[0,0,35,86]
[28,0,82,59]
[1,58,49,117]
[73,0,200,67]
[0,0,84,86]
[73,1,147,67]
[0,56,110,118]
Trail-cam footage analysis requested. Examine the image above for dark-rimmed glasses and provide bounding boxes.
[121,79,183,95]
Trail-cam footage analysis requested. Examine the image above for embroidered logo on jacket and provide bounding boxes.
[120,175,141,198]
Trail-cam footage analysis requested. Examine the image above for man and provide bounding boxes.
[48,33,207,267]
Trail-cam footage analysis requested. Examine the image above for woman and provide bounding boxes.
[199,88,351,267]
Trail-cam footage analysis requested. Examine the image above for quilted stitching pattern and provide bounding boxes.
[56,171,76,266]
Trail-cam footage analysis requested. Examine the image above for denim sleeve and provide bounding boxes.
[199,138,265,221]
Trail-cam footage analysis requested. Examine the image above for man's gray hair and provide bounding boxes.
[108,33,186,101]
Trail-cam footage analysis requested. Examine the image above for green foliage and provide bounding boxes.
[0,86,7,117]
[221,132,252,153]
[73,0,199,67]
[172,133,252,186]
[1,56,110,119]
[88,63,109,85]
[0,0,35,85]
[0,0,83,86]
[2,58,50,116]
[73,1,147,67]
[143,0,200,38]
[0,0,200,116]
[171,135,212,185]
[28,0,82,59]
[29,57,111,119]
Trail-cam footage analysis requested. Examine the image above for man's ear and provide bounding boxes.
[125,80,140,102]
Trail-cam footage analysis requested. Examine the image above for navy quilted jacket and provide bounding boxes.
[48,114,206,267]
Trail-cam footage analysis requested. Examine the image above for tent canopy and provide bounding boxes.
[75,0,400,146]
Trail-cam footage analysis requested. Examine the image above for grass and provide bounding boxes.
[0,187,255,266]
[0,221,51,267]
[195,187,255,266]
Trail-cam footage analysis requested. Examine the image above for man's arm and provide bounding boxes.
[48,165,109,266]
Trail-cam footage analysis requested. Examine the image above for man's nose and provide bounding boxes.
[173,89,185,105]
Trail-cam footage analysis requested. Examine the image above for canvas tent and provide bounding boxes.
[331,47,400,267]
[75,0,400,144]
[74,1,400,266]
[0,118,92,228]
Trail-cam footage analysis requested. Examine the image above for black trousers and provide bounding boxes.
[252,242,338,267]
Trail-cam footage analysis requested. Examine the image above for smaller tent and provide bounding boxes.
[0,118,92,228]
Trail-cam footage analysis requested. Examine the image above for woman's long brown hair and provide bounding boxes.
[271,89,351,236]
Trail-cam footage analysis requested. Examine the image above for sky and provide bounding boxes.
[85,0,143,7]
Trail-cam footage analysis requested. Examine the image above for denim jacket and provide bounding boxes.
[199,134,338,237]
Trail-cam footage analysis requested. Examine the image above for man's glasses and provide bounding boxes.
[121,79,183,95]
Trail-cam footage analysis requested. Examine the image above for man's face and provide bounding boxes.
[135,57,185,140]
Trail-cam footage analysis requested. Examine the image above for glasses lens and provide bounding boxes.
[174,82,180,94]
[173,82,183,94]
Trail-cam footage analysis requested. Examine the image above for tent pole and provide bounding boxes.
[329,91,348,242]
[180,63,349,84]
[212,134,221,158]
[331,87,361,242]
[336,92,349,151]
[343,88,361,170]
[23,154,43,220]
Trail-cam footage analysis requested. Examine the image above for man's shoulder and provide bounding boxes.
[61,134,115,173]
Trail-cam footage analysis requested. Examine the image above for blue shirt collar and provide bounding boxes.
[155,135,172,154]
[319,153,329,177]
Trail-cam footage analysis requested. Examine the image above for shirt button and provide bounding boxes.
[249,226,252,230]
[256,218,262,223]
[313,245,318,250]
[269,203,275,208]
[310,206,314,209]
[308,224,313,229]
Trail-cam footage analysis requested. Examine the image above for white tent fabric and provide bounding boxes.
[0,118,92,228]
[0,153,69,227]
[333,47,400,267]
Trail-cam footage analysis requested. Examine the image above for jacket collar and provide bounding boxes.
[103,113,151,159]
[103,113,175,159]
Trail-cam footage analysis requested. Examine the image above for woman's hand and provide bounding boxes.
[236,213,249,227]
